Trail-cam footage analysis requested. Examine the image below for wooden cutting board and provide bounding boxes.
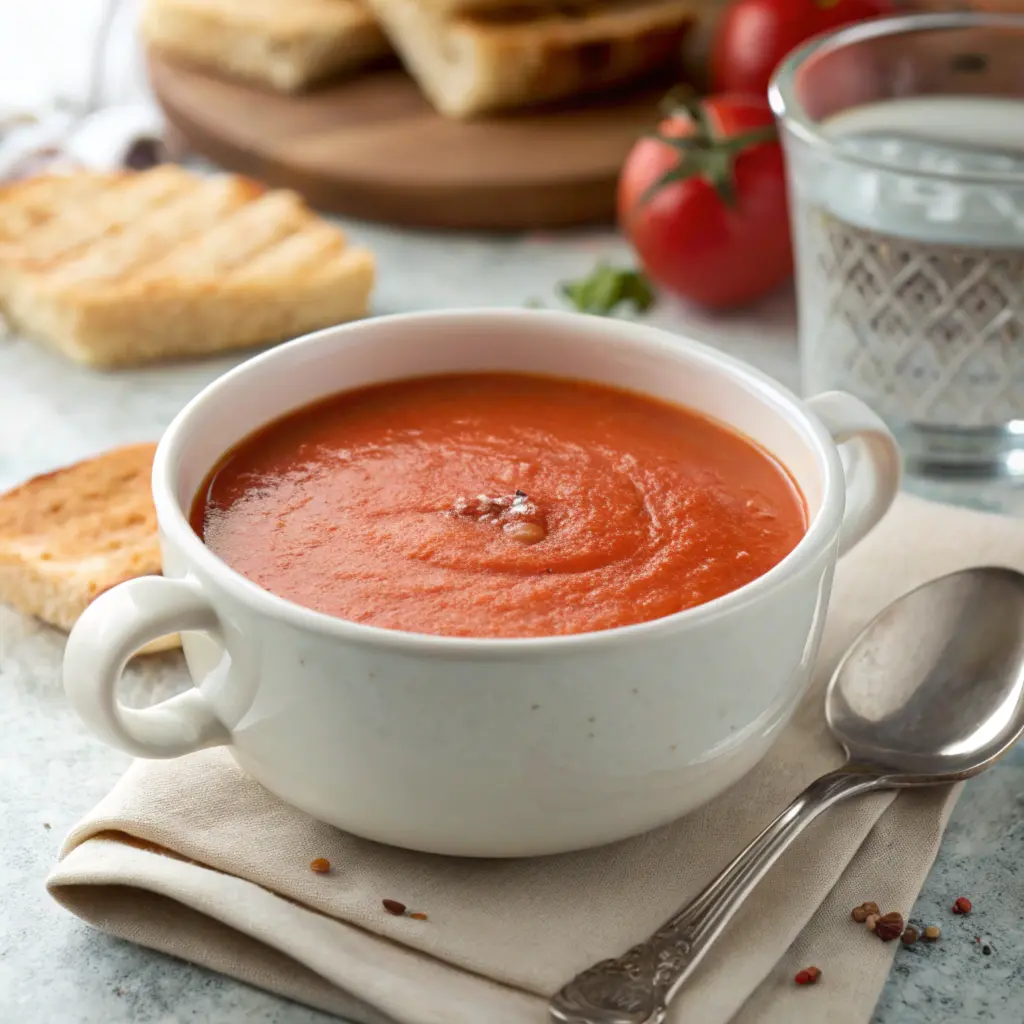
[148,54,668,232]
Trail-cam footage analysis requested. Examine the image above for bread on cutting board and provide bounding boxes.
[0,165,375,368]
[141,0,392,92]
[0,443,178,654]
[364,0,705,118]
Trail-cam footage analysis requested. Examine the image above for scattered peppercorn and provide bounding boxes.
[310,858,331,874]
[382,899,407,916]
[409,912,428,921]
[851,901,880,923]
[952,896,972,915]
[874,912,905,942]
[901,927,919,945]
[866,914,879,932]
[923,926,941,941]
[794,966,821,986]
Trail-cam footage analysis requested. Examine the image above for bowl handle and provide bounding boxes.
[63,575,231,759]
[805,391,902,556]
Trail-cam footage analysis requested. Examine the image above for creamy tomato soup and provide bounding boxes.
[191,373,807,638]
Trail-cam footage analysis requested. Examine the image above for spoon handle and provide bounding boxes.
[548,768,883,1024]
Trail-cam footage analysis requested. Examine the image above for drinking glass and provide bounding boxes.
[770,12,1024,489]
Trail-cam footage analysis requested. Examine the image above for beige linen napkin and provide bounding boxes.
[48,493,1017,1024]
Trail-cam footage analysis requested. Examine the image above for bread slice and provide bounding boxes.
[0,166,376,368]
[141,0,391,92]
[364,0,701,118]
[0,444,179,654]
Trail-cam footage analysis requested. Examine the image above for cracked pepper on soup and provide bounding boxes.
[191,373,807,638]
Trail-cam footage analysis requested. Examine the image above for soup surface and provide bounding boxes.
[193,373,806,638]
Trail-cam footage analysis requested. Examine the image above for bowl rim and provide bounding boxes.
[153,308,845,657]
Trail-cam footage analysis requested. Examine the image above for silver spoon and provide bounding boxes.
[550,566,1024,1024]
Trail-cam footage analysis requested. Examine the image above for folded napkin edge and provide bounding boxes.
[48,835,547,1024]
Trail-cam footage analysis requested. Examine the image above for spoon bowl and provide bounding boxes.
[827,566,1024,779]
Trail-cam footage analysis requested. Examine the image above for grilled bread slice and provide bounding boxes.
[0,443,179,654]
[0,166,375,368]
[365,0,700,118]
[141,0,391,92]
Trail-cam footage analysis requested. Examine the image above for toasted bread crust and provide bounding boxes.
[141,0,391,91]
[366,0,700,117]
[0,167,375,368]
[0,444,178,652]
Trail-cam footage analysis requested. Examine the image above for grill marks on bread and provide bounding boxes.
[0,167,375,367]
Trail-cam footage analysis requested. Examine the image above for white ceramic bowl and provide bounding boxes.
[63,310,900,857]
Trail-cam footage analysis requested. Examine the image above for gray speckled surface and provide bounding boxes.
[1,220,1022,1024]
[872,742,1024,1024]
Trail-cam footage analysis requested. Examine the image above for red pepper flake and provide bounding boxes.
[794,966,821,986]
[310,858,331,874]
[382,899,407,916]
[409,912,428,921]
[952,896,972,915]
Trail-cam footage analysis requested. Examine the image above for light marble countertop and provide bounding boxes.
[1,222,1022,1024]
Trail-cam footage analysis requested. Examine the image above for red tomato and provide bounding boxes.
[711,0,892,97]
[617,94,792,311]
